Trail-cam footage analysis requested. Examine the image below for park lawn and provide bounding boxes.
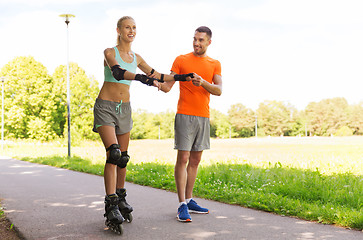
[2,136,363,230]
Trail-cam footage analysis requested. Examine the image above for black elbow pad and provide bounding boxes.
[111,65,126,80]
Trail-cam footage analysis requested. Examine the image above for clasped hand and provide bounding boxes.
[191,73,203,86]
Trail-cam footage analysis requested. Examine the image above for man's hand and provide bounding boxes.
[192,73,204,86]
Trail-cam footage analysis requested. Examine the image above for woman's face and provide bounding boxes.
[118,18,136,43]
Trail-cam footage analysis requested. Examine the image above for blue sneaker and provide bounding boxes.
[177,203,192,222]
[187,199,209,214]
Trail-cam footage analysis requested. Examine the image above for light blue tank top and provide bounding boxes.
[104,47,137,85]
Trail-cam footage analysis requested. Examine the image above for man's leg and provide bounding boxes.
[175,150,193,222]
[185,150,209,214]
[185,151,203,199]
[175,150,190,203]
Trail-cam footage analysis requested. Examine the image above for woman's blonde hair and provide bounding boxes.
[116,16,135,45]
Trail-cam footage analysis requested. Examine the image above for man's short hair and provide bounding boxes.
[195,26,212,39]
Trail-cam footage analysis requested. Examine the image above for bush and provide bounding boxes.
[335,126,353,136]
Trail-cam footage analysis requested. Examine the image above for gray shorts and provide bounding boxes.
[174,114,210,151]
[93,98,133,135]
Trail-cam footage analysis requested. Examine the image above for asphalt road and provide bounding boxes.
[0,157,361,240]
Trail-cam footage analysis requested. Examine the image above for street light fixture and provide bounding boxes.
[59,14,75,158]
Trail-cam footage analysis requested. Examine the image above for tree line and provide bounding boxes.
[221,98,363,138]
[1,56,362,142]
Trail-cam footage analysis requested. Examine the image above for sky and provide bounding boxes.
[0,0,363,114]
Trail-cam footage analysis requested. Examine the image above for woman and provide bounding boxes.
[93,16,193,234]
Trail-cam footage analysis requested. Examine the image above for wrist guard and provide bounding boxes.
[111,65,126,80]
[149,69,165,83]
[135,74,156,86]
[174,73,194,81]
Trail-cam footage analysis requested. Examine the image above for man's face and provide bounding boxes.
[193,31,211,56]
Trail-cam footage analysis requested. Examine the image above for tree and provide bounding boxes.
[257,100,296,136]
[210,109,218,137]
[131,109,149,139]
[0,57,99,141]
[154,110,175,139]
[52,63,100,142]
[210,109,237,138]
[131,109,175,139]
[348,102,363,135]
[335,126,353,136]
[228,103,255,137]
[305,98,349,136]
[0,56,59,140]
[288,110,306,136]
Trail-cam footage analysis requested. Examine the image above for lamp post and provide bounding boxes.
[59,14,75,158]
[255,115,258,138]
[1,77,4,152]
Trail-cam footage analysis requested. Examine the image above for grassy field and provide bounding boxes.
[4,136,363,175]
[2,136,363,230]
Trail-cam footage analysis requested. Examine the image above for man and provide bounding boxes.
[160,26,222,222]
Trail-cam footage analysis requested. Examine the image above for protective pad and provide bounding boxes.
[117,151,130,168]
[174,73,194,81]
[111,65,126,80]
[106,144,121,165]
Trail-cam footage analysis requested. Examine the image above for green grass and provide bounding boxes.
[125,161,362,230]
[21,155,105,176]
[198,163,362,229]
[2,137,363,230]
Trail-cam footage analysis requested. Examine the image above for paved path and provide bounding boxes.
[0,157,361,240]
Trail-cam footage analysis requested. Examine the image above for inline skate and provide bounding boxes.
[116,188,133,222]
[104,194,124,234]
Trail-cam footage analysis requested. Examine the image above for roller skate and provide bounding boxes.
[104,194,124,235]
[116,188,133,223]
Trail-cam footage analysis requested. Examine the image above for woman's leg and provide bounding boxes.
[98,125,118,195]
[116,132,130,189]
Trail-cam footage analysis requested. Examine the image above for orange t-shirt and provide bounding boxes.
[171,52,221,118]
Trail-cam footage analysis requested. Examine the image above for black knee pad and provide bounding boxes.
[106,144,121,165]
[117,151,130,169]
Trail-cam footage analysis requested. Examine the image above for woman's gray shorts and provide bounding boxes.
[174,114,210,151]
[93,98,133,135]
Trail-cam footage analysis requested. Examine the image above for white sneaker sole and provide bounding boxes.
[188,210,209,214]
[176,215,192,222]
